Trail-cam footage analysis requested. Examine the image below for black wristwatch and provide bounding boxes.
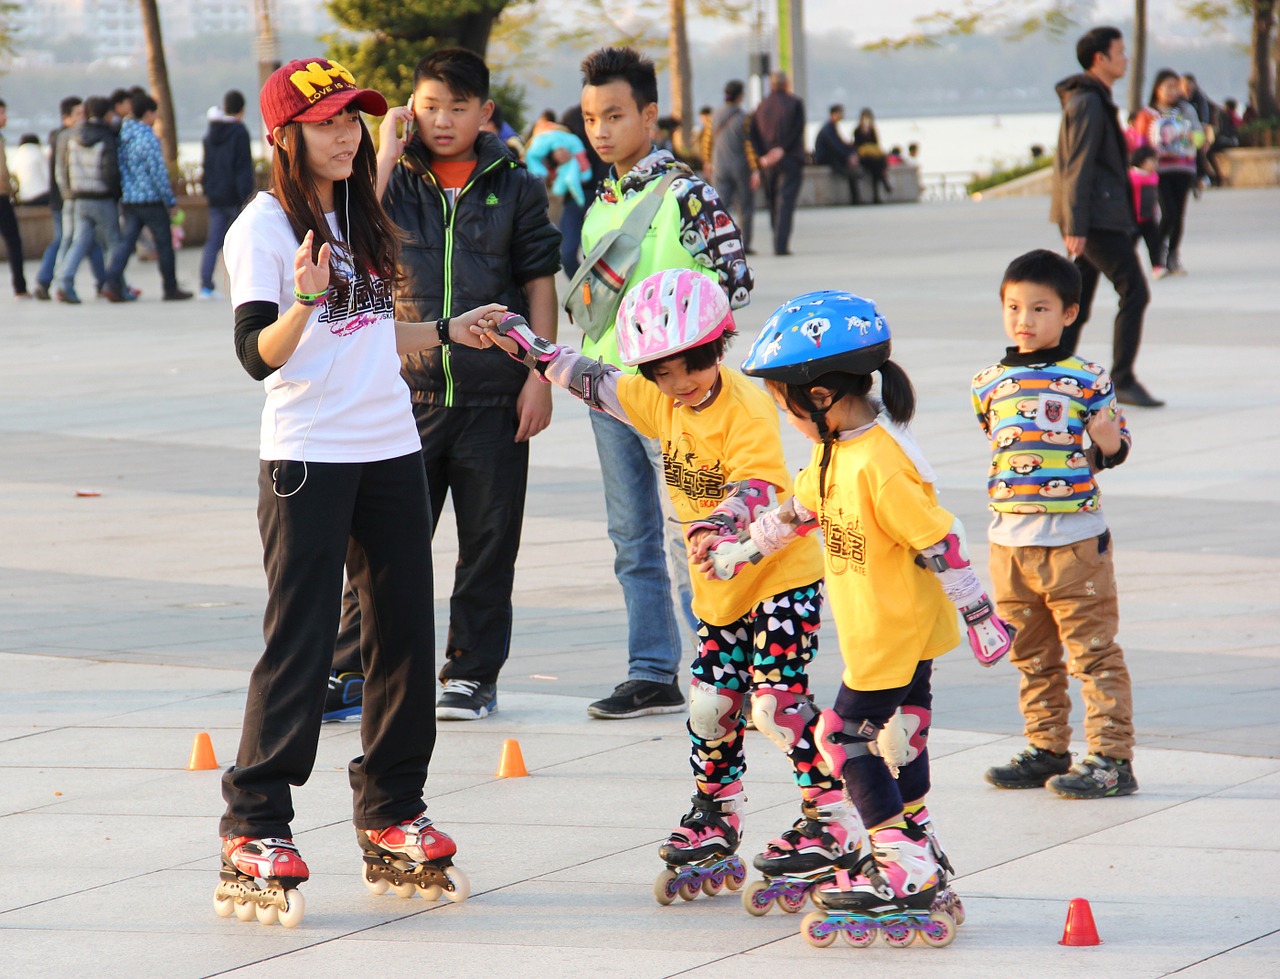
[436,317,451,346]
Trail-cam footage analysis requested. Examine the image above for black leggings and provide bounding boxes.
[832,660,933,829]
[1157,170,1196,264]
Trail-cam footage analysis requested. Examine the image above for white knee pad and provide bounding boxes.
[689,681,743,742]
[751,688,818,753]
[871,707,929,778]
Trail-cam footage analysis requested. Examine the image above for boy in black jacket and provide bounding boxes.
[324,49,561,723]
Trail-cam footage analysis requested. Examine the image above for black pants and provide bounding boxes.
[1134,221,1161,268]
[106,202,177,295]
[1157,170,1195,265]
[826,161,861,204]
[1060,228,1150,388]
[334,404,528,685]
[763,156,802,254]
[833,661,933,829]
[0,197,26,294]
[221,453,436,838]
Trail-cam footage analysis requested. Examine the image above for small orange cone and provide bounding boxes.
[495,738,528,778]
[1059,897,1103,946]
[187,732,219,771]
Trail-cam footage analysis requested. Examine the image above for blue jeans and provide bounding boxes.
[590,409,696,684]
[201,204,238,290]
[56,199,122,295]
[40,207,105,289]
[558,196,586,279]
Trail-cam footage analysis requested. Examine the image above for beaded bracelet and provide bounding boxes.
[294,286,330,307]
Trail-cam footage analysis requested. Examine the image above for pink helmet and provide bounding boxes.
[615,269,733,367]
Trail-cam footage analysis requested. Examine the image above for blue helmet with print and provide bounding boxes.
[740,290,891,383]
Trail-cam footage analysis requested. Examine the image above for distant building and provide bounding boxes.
[11,0,335,62]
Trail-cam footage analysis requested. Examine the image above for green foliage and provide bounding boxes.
[325,0,518,106]
[490,76,527,134]
[965,153,1053,195]
[0,1,20,67]
[865,0,1084,51]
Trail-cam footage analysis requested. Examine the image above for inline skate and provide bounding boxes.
[358,811,470,903]
[213,836,308,927]
[906,805,965,925]
[743,789,866,916]
[802,822,957,949]
[654,781,747,905]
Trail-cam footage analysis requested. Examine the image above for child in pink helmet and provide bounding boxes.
[477,267,864,912]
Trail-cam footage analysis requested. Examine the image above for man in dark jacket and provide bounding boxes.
[1051,26,1160,407]
[52,95,121,304]
[704,80,759,252]
[324,48,561,724]
[813,103,860,205]
[199,89,254,298]
[751,71,806,255]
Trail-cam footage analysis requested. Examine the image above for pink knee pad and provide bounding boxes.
[814,708,878,777]
[751,688,818,752]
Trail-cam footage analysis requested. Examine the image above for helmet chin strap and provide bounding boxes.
[797,376,858,499]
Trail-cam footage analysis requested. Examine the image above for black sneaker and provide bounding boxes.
[587,679,684,719]
[437,679,498,721]
[985,746,1071,789]
[1046,754,1138,799]
[323,671,363,722]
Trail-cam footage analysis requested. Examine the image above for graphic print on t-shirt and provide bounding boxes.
[662,433,727,509]
[317,269,394,337]
[819,485,866,576]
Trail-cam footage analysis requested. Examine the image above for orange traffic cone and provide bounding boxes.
[495,738,528,778]
[1059,897,1103,946]
[187,732,219,771]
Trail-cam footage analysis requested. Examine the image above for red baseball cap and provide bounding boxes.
[261,57,389,145]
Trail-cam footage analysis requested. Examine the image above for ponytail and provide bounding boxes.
[877,359,916,425]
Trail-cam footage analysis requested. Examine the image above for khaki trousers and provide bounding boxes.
[989,535,1135,760]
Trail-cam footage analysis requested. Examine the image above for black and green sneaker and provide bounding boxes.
[984,746,1072,789]
[1047,754,1138,799]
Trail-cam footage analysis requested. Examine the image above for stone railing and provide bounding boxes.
[1215,147,1280,187]
[0,195,211,261]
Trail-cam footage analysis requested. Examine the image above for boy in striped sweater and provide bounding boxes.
[972,249,1138,800]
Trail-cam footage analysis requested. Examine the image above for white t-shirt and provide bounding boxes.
[225,192,420,463]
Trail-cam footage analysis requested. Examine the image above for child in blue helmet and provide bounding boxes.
[713,290,1016,944]
[476,270,866,913]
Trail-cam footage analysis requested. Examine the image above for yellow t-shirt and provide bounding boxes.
[793,426,959,690]
[616,367,825,625]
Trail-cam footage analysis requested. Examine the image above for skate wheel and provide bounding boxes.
[884,922,915,947]
[725,865,746,891]
[951,896,967,926]
[364,874,390,895]
[701,876,724,897]
[233,900,256,921]
[213,894,234,918]
[391,879,417,899]
[653,868,680,906]
[255,901,279,926]
[919,911,957,948]
[442,866,470,903]
[418,883,443,901]
[801,910,836,948]
[743,880,773,917]
[777,887,808,914]
[678,880,700,902]
[278,889,305,928]
[844,921,876,948]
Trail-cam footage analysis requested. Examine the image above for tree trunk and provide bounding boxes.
[1251,0,1278,118]
[669,0,693,155]
[254,0,279,158]
[139,0,178,168]
[453,10,498,54]
[1129,0,1146,118]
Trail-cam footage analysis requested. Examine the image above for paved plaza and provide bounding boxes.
[1,189,1278,977]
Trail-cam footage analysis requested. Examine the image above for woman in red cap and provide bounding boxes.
[213,58,503,927]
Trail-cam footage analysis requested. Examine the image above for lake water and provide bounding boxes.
[171,110,1063,181]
